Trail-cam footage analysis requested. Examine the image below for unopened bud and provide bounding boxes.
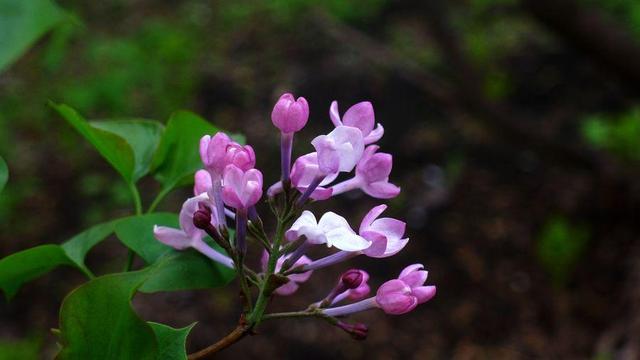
[341,269,364,289]
[337,321,368,340]
[193,203,212,229]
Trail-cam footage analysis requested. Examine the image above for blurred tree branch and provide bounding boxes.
[521,0,640,91]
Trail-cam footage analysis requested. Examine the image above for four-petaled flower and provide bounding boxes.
[286,210,371,252]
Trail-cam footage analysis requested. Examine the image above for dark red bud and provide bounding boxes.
[341,269,364,289]
[338,321,368,341]
[193,203,212,229]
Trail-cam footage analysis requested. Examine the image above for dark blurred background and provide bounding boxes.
[1,0,640,358]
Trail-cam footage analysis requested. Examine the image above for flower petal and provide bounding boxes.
[285,211,318,241]
[412,286,436,304]
[369,217,406,241]
[342,101,375,137]
[363,181,401,199]
[363,123,384,144]
[398,264,425,279]
[329,100,342,127]
[326,227,371,251]
[359,204,387,233]
[153,225,192,250]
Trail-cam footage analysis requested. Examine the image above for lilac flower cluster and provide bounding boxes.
[153,93,435,339]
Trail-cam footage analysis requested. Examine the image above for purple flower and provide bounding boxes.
[330,100,384,144]
[285,210,371,252]
[311,126,364,175]
[289,152,338,200]
[271,93,309,134]
[375,264,436,315]
[261,251,313,296]
[153,194,233,268]
[221,165,263,210]
[359,205,408,258]
[330,145,400,199]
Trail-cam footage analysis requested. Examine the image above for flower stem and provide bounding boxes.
[280,132,293,185]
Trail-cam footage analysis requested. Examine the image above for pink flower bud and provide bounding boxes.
[271,93,310,133]
[375,264,436,315]
[221,165,263,210]
[199,132,255,177]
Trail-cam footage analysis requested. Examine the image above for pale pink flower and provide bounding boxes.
[194,169,212,195]
[330,145,400,199]
[285,210,370,252]
[153,194,232,268]
[330,101,384,144]
[311,126,364,175]
[199,132,255,177]
[359,205,408,258]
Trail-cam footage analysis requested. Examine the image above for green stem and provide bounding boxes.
[147,185,173,213]
[248,218,285,324]
[262,310,336,324]
[125,182,143,272]
[128,182,143,215]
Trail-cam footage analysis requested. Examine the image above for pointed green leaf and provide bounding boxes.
[115,213,235,292]
[139,250,234,293]
[50,103,136,182]
[0,156,7,194]
[90,119,164,182]
[148,322,195,360]
[0,0,68,72]
[0,220,117,300]
[115,213,178,264]
[0,245,73,300]
[57,271,158,360]
[61,220,118,273]
[151,111,218,191]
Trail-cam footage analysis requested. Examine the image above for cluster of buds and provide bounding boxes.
[153,93,435,341]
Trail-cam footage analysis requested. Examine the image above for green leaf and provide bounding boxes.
[0,156,7,194]
[115,213,178,263]
[0,245,73,300]
[148,322,195,360]
[51,103,136,182]
[115,213,235,292]
[91,119,164,182]
[61,220,118,273]
[50,103,165,183]
[151,111,218,191]
[57,271,158,360]
[139,250,234,293]
[0,220,116,300]
[0,0,68,72]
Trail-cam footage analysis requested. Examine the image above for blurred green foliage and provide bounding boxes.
[582,108,640,163]
[537,216,590,287]
[0,0,68,72]
[0,337,40,360]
